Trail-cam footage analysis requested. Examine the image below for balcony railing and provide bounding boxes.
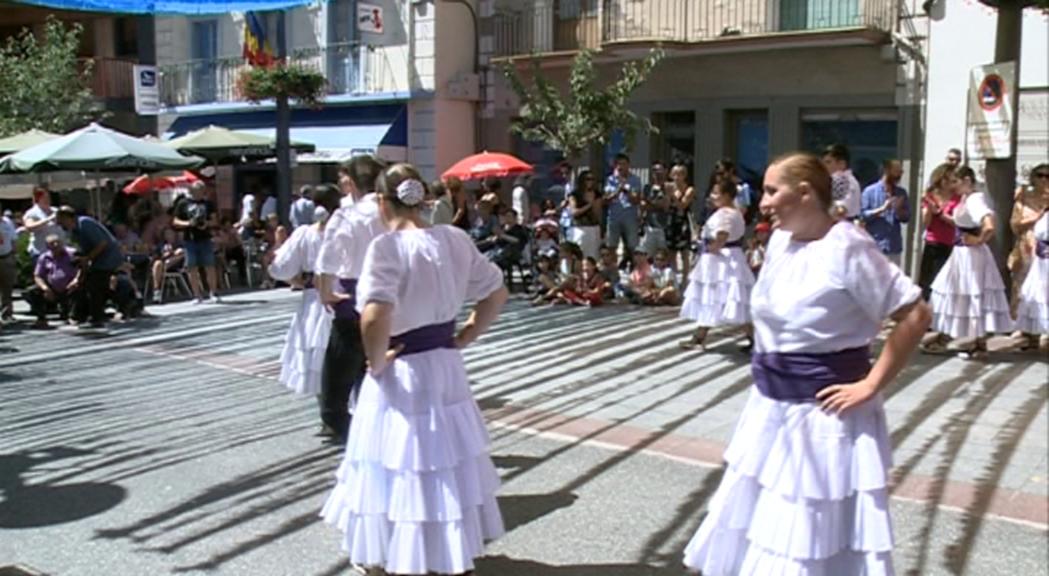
[82,57,136,100]
[492,0,896,58]
[158,42,404,108]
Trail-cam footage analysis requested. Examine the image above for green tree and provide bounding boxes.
[0,17,99,137]
[501,48,664,164]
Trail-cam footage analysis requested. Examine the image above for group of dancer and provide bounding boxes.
[263,151,1043,575]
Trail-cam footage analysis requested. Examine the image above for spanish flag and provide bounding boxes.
[243,12,275,67]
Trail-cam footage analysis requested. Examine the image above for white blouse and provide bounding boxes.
[953,192,993,229]
[751,222,921,354]
[702,207,745,242]
[315,194,386,280]
[1033,210,1048,243]
[268,224,324,281]
[356,225,505,336]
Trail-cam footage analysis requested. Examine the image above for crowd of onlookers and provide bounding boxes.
[0,178,302,330]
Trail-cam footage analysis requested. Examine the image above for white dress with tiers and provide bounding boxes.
[680,207,755,326]
[1016,212,1049,334]
[268,224,330,396]
[929,192,1013,338]
[322,225,505,575]
[683,222,921,576]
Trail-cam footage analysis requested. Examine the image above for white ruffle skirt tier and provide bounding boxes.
[680,247,755,326]
[278,288,331,396]
[683,387,895,576]
[321,349,504,575]
[569,225,602,261]
[1016,256,1049,334]
[929,244,1013,339]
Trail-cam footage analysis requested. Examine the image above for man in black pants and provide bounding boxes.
[56,206,123,329]
[315,155,387,442]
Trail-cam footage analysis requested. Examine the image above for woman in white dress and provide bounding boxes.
[679,178,756,351]
[268,186,341,397]
[567,170,603,260]
[683,152,931,576]
[923,166,1013,359]
[1014,174,1049,350]
[322,163,509,576]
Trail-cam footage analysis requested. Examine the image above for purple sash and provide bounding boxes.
[697,238,744,252]
[390,321,457,356]
[751,346,871,402]
[332,278,358,321]
[1036,239,1049,259]
[955,226,980,247]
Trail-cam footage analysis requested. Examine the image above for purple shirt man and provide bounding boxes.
[35,244,78,292]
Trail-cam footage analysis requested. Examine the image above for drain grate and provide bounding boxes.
[0,566,47,576]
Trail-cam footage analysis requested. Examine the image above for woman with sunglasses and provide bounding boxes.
[1014,163,1049,351]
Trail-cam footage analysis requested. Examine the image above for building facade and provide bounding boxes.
[154,0,482,211]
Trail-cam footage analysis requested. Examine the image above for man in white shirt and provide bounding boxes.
[289,185,316,229]
[259,192,278,222]
[239,190,257,226]
[315,155,386,443]
[22,187,65,266]
[511,175,531,225]
[0,210,17,321]
[821,144,862,220]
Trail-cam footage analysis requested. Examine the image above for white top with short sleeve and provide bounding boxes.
[315,194,385,280]
[751,222,921,354]
[356,225,504,336]
[268,224,324,281]
[702,207,746,242]
[953,192,993,229]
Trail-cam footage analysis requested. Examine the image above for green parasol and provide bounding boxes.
[0,129,62,156]
[165,125,315,164]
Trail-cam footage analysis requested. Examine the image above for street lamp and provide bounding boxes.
[439,0,483,151]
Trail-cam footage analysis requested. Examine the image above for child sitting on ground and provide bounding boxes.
[531,255,561,305]
[747,221,771,276]
[620,248,653,304]
[646,248,680,306]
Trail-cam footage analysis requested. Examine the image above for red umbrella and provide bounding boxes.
[122,175,176,195]
[172,170,202,185]
[442,151,533,181]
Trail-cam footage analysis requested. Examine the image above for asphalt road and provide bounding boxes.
[0,290,1046,576]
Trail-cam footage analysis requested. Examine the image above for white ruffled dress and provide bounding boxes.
[268,224,331,396]
[929,192,1013,338]
[322,225,505,575]
[683,222,921,576]
[1016,212,1049,334]
[680,207,755,326]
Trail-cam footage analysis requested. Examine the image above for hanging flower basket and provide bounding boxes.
[236,63,327,107]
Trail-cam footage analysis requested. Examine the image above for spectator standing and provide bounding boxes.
[290,185,316,229]
[861,159,910,267]
[714,158,755,218]
[0,210,16,322]
[447,176,472,232]
[604,153,642,268]
[641,161,670,257]
[945,147,963,168]
[26,235,81,329]
[924,166,1012,359]
[667,164,695,278]
[918,163,961,301]
[512,175,531,224]
[821,144,862,220]
[679,178,755,351]
[568,170,602,260]
[55,206,123,328]
[430,180,455,226]
[22,187,65,266]
[480,176,503,210]
[259,191,278,222]
[239,188,257,225]
[1008,163,1049,315]
[172,181,222,303]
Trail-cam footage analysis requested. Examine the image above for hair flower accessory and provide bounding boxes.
[396,179,425,206]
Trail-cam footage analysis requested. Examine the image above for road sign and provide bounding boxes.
[967,62,1016,160]
[133,65,160,116]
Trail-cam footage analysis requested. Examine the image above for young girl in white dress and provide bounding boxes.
[1014,183,1049,348]
[679,178,756,351]
[924,166,1013,359]
[322,164,509,576]
[269,187,341,396]
[683,153,931,576]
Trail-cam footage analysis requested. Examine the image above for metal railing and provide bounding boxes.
[492,0,896,58]
[158,42,403,108]
[83,57,137,100]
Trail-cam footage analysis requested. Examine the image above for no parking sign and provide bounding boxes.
[967,62,1016,160]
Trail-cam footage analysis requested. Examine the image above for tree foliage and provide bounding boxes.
[501,48,664,162]
[0,17,99,137]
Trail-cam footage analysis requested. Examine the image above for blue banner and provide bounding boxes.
[10,0,315,15]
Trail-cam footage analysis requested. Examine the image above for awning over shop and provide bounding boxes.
[165,103,407,165]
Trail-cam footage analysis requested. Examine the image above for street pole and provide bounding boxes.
[275,9,293,229]
[982,0,1024,292]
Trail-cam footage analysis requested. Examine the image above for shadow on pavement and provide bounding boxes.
[0,446,126,529]
[476,555,681,575]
